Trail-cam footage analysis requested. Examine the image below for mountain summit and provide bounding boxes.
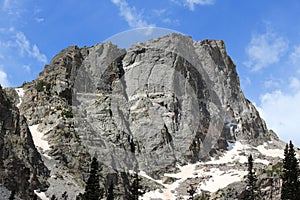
[1,34,286,199]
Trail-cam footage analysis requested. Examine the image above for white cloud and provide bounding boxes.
[263,77,282,89]
[23,65,31,73]
[245,30,288,71]
[185,0,215,10]
[111,0,155,29]
[32,44,47,63]
[240,76,251,91]
[258,81,300,146]
[152,9,167,17]
[2,0,22,18]
[0,67,10,87]
[35,17,44,23]
[16,32,30,56]
[3,0,9,9]
[15,31,47,63]
[290,45,300,66]
[2,0,13,10]
[162,18,180,26]
[169,0,215,10]
[0,27,47,85]
[289,77,300,90]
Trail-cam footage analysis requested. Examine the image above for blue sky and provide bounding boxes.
[1,0,300,146]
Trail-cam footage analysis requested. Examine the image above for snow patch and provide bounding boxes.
[15,88,24,108]
[256,144,284,159]
[29,124,51,159]
[34,191,49,200]
[139,171,159,183]
[204,141,273,166]
[227,141,235,150]
[254,158,270,165]
[205,141,250,164]
[142,163,199,200]
[141,141,279,198]
[124,61,142,71]
[164,164,197,179]
[142,162,247,199]
[199,168,247,193]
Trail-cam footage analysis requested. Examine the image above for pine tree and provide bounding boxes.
[62,191,68,200]
[75,193,84,200]
[187,184,196,200]
[106,184,114,200]
[82,157,104,200]
[281,143,290,199]
[9,190,15,200]
[129,171,144,200]
[246,154,258,200]
[281,141,300,200]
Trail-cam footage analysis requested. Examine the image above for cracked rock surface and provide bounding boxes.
[1,33,281,199]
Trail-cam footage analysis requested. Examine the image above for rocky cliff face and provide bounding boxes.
[0,85,49,199]
[3,33,284,199]
[72,34,277,174]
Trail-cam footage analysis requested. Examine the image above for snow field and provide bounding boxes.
[256,143,284,159]
[34,191,49,200]
[198,168,247,193]
[141,141,284,199]
[141,162,247,199]
[205,141,250,165]
[29,124,51,159]
[15,88,24,108]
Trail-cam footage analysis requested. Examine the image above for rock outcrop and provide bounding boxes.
[0,85,49,199]
[72,34,278,176]
[4,33,283,199]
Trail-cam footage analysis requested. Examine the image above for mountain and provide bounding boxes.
[0,33,287,199]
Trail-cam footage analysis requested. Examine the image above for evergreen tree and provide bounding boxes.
[129,171,144,200]
[33,194,37,200]
[9,190,15,200]
[62,191,68,200]
[187,184,196,200]
[246,154,258,200]
[129,135,136,153]
[106,184,114,200]
[75,193,84,200]
[281,141,300,200]
[200,192,210,200]
[281,143,290,199]
[82,157,104,200]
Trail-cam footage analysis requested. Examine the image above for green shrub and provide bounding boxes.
[62,108,73,118]
[36,80,51,92]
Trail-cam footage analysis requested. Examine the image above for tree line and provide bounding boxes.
[76,140,299,200]
[15,140,298,200]
[246,140,300,200]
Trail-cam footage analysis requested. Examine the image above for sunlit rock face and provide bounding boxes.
[5,33,280,199]
[72,33,277,175]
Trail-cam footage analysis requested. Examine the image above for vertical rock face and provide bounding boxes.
[72,34,277,176]
[14,46,92,199]
[20,46,91,170]
[195,40,273,143]
[7,33,280,199]
[0,85,49,199]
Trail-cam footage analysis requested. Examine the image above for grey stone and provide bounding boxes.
[2,33,284,199]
